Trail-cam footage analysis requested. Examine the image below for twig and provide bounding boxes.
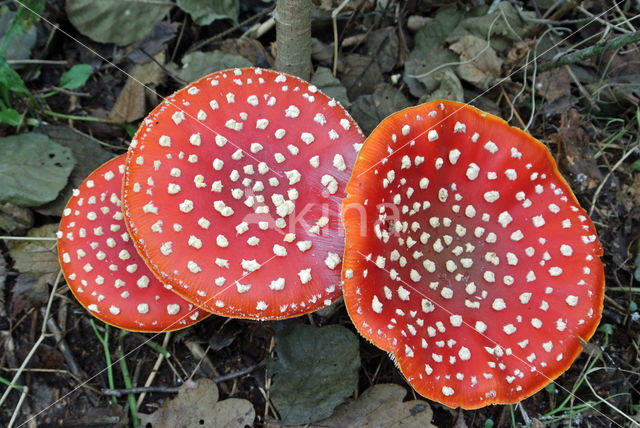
[187,7,274,54]
[102,361,265,397]
[0,270,62,408]
[588,145,638,216]
[6,59,67,65]
[136,332,171,408]
[44,312,86,379]
[536,30,640,74]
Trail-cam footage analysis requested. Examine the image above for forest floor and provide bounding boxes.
[1,0,640,427]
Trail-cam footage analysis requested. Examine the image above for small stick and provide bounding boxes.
[536,31,640,74]
[136,332,172,408]
[102,361,265,397]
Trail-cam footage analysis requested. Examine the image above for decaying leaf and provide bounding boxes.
[537,67,571,102]
[66,0,172,46]
[177,0,239,25]
[341,54,384,100]
[110,52,167,122]
[137,378,255,427]
[283,384,437,428]
[403,6,463,98]
[0,10,37,65]
[364,27,402,73]
[7,224,60,315]
[350,84,411,135]
[0,133,75,207]
[267,323,360,425]
[167,50,253,84]
[38,126,114,216]
[311,66,350,108]
[449,35,503,89]
[220,38,274,68]
[0,202,33,234]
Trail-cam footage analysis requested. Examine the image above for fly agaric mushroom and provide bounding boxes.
[57,155,209,332]
[122,67,363,319]
[341,100,604,409]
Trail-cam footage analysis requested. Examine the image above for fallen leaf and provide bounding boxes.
[137,378,255,427]
[537,67,571,101]
[0,10,37,65]
[277,384,437,428]
[311,66,350,108]
[66,0,172,46]
[110,52,166,122]
[128,22,179,64]
[38,126,114,216]
[220,38,274,68]
[449,35,503,89]
[0,133,75,207]
[7,224,60,315]
[167,50,253,83]
[0,202,33,234]
[350,84,411,135]
[267,323,360,425]
[341,54,384,100]
[403,6,463,98]
[177,0,239,25]
[364,27,402,73]
[457,2,526,51]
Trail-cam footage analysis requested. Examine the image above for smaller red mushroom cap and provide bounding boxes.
[57,155,210,332]
[341,100,605,409]
[122,67,364,320]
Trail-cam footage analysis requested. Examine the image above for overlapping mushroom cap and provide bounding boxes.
[58,155,209,332]
[341,100,604,408]
[122,67,364,319]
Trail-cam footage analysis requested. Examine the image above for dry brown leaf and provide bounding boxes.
[7,224,60,315]
[110,52,166,122]
[449,35,503,89]
[275,383,436,428]
[137,378,255,428]
[538,68,571,102]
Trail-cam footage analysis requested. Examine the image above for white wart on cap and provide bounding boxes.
[122,67,364,320]
[57,155,209,332]
[341,100,604,409]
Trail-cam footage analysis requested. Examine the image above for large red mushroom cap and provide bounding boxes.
[122,67,364,320]
[57,155,210,332]
[341,100,604,409]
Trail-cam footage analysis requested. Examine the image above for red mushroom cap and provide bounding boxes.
[57,155,210,332]
[341,100,604,408]
[122,67,364,320]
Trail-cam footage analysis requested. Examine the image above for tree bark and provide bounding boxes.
[275,0,312,80]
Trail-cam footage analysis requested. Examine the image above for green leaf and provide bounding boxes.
[0,108,22,126]
[267,323,360,425]
[36,126,114,216]
[167,50,253,83]
[0,58,31,97]
[0,133,75,207]
[59,64,93,90]
[66,0,173,46]
[177,0,239,25]
[0,10,37,61]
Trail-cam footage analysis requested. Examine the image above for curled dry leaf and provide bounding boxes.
[137,378,254,427]
[449,35,503,89]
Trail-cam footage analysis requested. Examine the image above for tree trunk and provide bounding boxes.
[275,0,312,80]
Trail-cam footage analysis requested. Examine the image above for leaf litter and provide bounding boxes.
[1,1,640,427]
